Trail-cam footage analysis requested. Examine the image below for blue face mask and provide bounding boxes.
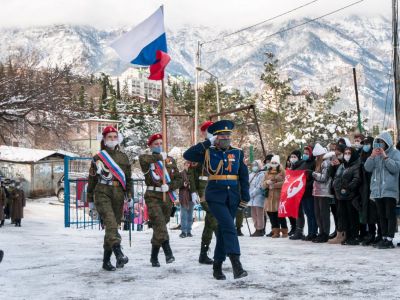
[302,154,309,161]
[373,142,384,149]
[152,146,163,154]
[362,144,371,152]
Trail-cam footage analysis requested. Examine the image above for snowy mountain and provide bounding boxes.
[0,15,392,125]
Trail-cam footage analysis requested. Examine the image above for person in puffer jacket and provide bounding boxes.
[248,160,266,237]
[312,144,334,243]
[332,147,362,246]
[364,131,400,249]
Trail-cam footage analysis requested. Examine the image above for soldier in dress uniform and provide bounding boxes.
[187,120,218,264]
[139,133,182,267]
[183,120,250,280]
[87,126,131,271]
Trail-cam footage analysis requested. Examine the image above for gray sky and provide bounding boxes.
[0,0,391,30]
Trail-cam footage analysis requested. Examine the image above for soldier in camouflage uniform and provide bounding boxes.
[87,126,132,271]
[139,133,182,267]
[188,121,217,264]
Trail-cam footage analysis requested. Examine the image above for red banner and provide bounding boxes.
[278,169,306,218]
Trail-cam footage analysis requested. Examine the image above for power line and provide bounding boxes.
[204,0,365,54]
[202,0,319,45]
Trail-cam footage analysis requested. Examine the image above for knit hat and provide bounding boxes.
[290,150,302,160]
[271,155,280,165]
[312,143,327,156]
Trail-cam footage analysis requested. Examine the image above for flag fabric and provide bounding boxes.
[148,50,171,80]
[278,169,306,218]
[110,6,170,80]
[97,150,127,190]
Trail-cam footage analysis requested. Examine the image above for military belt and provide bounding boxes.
[199,176,208,181]
[208,175,238,180]
[146,186,163,192]
[99,179,121,187]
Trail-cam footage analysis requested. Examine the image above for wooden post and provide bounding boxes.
[161,79,167,201]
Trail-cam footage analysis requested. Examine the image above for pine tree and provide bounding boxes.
[116,78,121,100]
[78,85,85,108]
[89,97,95,113]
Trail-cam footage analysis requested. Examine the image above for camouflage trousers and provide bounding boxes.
[200,196,218,246]
[235,209,244,230]
[145,192,172,246]
[94,184,124,250]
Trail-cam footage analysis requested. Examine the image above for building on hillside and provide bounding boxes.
[111,67,161,105]
[0,145,77,198]
[68,118,121,155]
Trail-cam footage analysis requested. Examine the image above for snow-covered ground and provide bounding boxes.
[1,198,400,300]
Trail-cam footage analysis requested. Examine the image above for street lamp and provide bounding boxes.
[196,66,221,121]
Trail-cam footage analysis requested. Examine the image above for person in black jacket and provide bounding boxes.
[332,147,362,245]
[359,136,381,246]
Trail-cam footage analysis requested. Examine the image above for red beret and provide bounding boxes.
[200,120,214,132]
[102,126,118,136]
[147,133,163,146]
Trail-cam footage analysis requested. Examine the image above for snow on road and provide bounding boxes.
[1,198,400,300]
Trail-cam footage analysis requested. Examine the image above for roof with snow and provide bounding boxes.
[0,146,78,163]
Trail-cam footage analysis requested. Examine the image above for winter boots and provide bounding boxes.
[112,244,129,268]
[199,243,213,265]
[0,250,3,263]
[150,245,161,267]
[161,240,175,263]
[213,261,226,280]
[251,230,264,237]
[102,249,116,271]
[280,228,289,238]
[289,229,305,240]
[312,233,329,243]
[328,231,346,244]
[0,220,4,227]
[271,228,280,238]
[228,254,248,279]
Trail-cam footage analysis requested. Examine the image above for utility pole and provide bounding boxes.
[194,41,201,143]
[352,67,363,134]
[393,0,399,143]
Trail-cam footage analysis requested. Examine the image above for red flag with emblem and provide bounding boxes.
[278,169,306,218]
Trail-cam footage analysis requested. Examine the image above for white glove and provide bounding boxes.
[208,135,217,146]
[191,192,200,204]
[161,184,169,192]
[89,202,95,210]
[160,152,168,160]
[266,180,273,185]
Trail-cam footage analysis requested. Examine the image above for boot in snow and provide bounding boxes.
[213,261,226,280]
[199,243,213,264]
[161,240,175,263]
[112,244,129,268]
[228,254,248,279]
[150,245,161,267]
[102,249,116,271]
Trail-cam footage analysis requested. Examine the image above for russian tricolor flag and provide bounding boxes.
[111,6,170,81]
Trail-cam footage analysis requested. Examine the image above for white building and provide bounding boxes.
[112,67,161,103]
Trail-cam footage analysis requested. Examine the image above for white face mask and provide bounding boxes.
[344,154,351,162]
[105,140,119,149]
[289,158,298,164]
[251,166,258,172]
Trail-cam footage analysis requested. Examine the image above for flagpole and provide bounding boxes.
[161,78,167,202]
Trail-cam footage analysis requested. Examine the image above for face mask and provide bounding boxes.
[373,142,384,149]
[105,140,119,149]
[152,145,163,154]
[251,166,258,172]
[338,154,344,160]
[344,154,351,162]
[302,154,309,161]
[289,158,298,164]
[265,163,271,169]
[217,139,231,149]
[362,144,371,152]
[354,142,361,149]
[270,163,279,168]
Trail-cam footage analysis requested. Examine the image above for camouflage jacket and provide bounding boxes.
[188,162,208,198]
[87,148,132,203]
[139,153,182,199]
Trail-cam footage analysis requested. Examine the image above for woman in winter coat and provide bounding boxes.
[359,136,381,246]
[248,160,266,237]
[331,147,361,245]
[312,144,334,243]
[364,131,400,249]
[262,155,287,238]
[10,181,25,227]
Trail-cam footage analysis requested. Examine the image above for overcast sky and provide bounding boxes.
[0,0,391,30]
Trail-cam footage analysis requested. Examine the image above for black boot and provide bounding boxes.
[161,240,175,263]
[237,228,244,236]
[289,229,304,240]
[112,244,129,268]
[329,230,337,239]
[199,243,213,265]
[0,220,4,227]
[213,261,226,280]
[150,245,161,267]
[229,254,248,279]
[102,249,116,271]
[0,250,3,263]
